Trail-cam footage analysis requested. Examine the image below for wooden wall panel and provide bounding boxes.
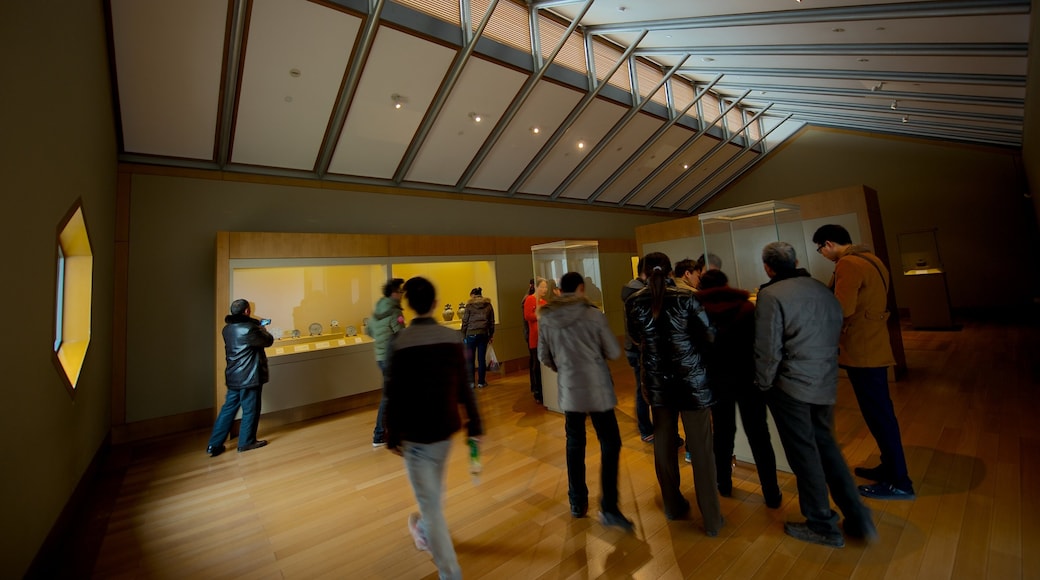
[229,232,390,258]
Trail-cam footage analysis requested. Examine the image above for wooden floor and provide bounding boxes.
[75,316,1039,578]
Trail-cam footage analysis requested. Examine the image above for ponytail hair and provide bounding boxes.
[642,252,672,319]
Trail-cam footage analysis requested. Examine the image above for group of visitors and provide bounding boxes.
[206,223,913,578]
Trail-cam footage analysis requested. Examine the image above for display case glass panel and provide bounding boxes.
[530,240,602,308]
[898,229,944,275]
[231,260,387,357]
[391,260,498,330]
[698,201,808,294]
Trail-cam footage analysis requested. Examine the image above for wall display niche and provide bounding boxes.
[698,201,809,296]
[530,240,603,413]
[898,229,954,329]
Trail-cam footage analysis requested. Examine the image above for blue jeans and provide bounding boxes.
[846,366,913,490]
[403,439,461,580]
[373,360,388,443]
[626,351,653,437]
[465,334,489,386]
[766,387,872,536]
[208,386,262,449]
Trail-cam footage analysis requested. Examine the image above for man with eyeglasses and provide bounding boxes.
[812,224,915,501]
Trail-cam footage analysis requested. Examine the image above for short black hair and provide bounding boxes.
[383,278,405,297]
[230,299,249,315]
[560,272,584,293]
[674,258,696,278]
[698,269,728,290]
[470,287,482,296]
[812,224,853,246]
[403,276,436,315]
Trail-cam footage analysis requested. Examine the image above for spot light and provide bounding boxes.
[469,112,482,123]
[902,115,910,123]
[577,141,585,150]
[890,100,898,110]
[391,93,405,109]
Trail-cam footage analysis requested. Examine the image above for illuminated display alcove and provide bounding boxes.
[53,199,93,395]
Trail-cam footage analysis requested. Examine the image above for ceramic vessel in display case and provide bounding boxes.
[698,201,809,296]
[898,228,953,329]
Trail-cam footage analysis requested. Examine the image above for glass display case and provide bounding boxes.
[530,240,603,308]
[698,201,809,295]
[531,241,603,413]
[391,259,498,331]
[897,229,954,328]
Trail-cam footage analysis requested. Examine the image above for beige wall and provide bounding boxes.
[124,173,665,423]
[0,2,117,576]
[703,128,1038,309]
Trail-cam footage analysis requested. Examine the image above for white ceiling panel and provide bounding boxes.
[519,99,627,195]
[594,125,701,204]
[652,143,747,210]
[231,0,359,169]
[468,81,583,191]
[110,0,226,159]
[406,57,527,185]
[559,113,662,200]
[328,26,456,178]
[677,150,761,213]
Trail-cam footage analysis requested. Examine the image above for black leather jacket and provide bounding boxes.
[625,281,715,409]
[222,314,274,389]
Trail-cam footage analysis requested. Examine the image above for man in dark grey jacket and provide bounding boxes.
[754,242,876,548]
[540,272,632,531]
[207,298,274,456]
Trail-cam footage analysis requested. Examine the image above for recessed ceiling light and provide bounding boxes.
[876,26,886,31]
[284,96,293,103]
[682,163,690,170]
[391,93,405,109]
[530,127,540,134]
[832,28,845,33]
[703,57,715,62]
[289,68,301,78]
[577,141,585,150]
[858,58,870,63]
[469,112,482,123]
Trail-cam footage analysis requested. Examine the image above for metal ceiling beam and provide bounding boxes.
[583,0,1030,34]
[586,75,722,203]
[392,0,498,184]
[786,109,1021,138]
[686,114,798,214]
[315,0,386,177]
[647,105,772,208]
[216,0,248,168]
[507,30,648,196]
[454,0,594,191]
[674,114,794,212]
[676,66,1025,87]
[772,106,1023,134]
[732,95,1023,124]
[799,119,1021,147]
[550,58,688,200]
[617,90,750,207]
[640,43,1026,58]
[709,82,1023,107]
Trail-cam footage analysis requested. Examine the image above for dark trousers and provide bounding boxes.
[711,381,780,500]
[651,406,722,532]
[529,347,542,400]
[208,385,263,449]
[465,334,489,386]
[626,351,653,437]
[846,366,912,490]
[372,360,389,443]
[766,387,871,535]
[564,409,622,513]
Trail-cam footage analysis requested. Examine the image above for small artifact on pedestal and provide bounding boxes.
[442,304,455,321]
[458,302,466,319]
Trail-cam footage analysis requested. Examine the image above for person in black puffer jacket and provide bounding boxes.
[207,298,274,456]
[461,287,495,388]
[625,252,722,536]
[697,269,781,508]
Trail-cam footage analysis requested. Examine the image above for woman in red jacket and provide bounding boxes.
[524,278,549,403]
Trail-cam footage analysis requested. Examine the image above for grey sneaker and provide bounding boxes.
[407,512,429,551]
[783,521,845,548]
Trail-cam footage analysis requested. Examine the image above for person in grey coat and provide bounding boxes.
[754,241,877,548]
[539,272,632,531]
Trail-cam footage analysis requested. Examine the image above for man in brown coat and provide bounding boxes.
[813,225,914,500]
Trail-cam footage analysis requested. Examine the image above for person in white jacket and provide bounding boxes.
[538,272,632,532]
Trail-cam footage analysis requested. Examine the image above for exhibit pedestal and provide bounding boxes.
[904,271,954,329]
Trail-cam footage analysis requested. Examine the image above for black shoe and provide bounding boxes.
[765,492,783,509]
[783,522,845,548]
[665,499,691,521]
[238,440,268,453]
[599,510,634,533]
[570,503,588,518]
[854,464,889,482]
[717,483,732,497]
[858,482,915,500]
[206,444,225,457]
